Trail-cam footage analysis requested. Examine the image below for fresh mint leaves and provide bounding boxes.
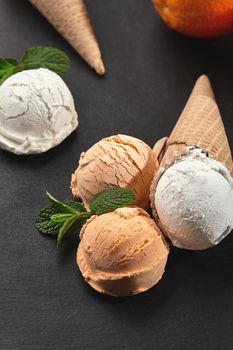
[36,206,63,235]
[90,188,135,215]
[0,58,18,84]
[0,46,70,84]
[37,193,90,246]
[0,58,15,73]
[57,215,80,247]
[46,191,77,214]
[21,47,70,75]
[36,188,135,246]
[51,213,76,223]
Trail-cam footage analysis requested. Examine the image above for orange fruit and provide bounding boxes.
[152,0,233,38]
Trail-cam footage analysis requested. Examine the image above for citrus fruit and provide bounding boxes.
[152,0,233,38]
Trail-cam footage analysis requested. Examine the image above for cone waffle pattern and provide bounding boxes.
[150,75,233,219]
[30,0,105,75]
[161,75,233,174]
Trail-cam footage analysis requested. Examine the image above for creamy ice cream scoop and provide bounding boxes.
[0,68,78,154]
[71,134,157,209]
[77,207,169,296]
[154,148,233,250]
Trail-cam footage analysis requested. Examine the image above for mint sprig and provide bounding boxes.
[57,215,79,247]
[0,58,18,84]
[46,191,77,214]
[90,188,135,215]
[36,188,135,246]
[21,47,70,74]
[36,207,63,235]
[0,46,70,84]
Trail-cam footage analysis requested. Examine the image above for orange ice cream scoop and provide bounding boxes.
[77,207,169,297]
[71,135,157,209]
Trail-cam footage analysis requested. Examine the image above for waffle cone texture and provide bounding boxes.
[150,75,233,217]
[29,0,105,75]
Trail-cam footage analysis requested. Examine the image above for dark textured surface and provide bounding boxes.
[0,1,233,349]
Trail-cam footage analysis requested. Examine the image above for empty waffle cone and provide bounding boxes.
[29,0,105,75]
[150,75,233,217]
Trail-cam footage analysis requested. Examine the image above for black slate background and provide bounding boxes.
[0,1,233,350]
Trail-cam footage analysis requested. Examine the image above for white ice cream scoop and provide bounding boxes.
[150,75,233,250]
[155,149,233,250]
[0,68,78,154]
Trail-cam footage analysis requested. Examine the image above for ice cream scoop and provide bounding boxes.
[155,148,233,249]
[150,75,233,250]
[77,207,169,296]
[71,134,157,209]
[0,68,78,154]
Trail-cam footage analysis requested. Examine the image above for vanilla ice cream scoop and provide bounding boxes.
[155,149,233,250]
[71,134,157,209]
[77,207,169,296]
[0,68,78,154]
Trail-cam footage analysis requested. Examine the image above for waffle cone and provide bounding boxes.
[29,0,105,75]
[150,75,233,218]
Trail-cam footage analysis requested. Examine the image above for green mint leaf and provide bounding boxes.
[90,188,135,215]
[0,58,13,73]
[55,211,91,246]
[57,215,78,247]
[70,212,91,229]
[51,213,75,223]
[46,191,77,214]
[0,58,16,83]
[3,58,18,66]
[21,47,70,75]
[36,206,62,235]
[0,68,15,84]
[0,46,70,84]
[0,58,21,84]
[64,200,87,213]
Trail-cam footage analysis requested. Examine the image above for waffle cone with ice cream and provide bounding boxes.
[150,75,233,250]
[29,0,105,75]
